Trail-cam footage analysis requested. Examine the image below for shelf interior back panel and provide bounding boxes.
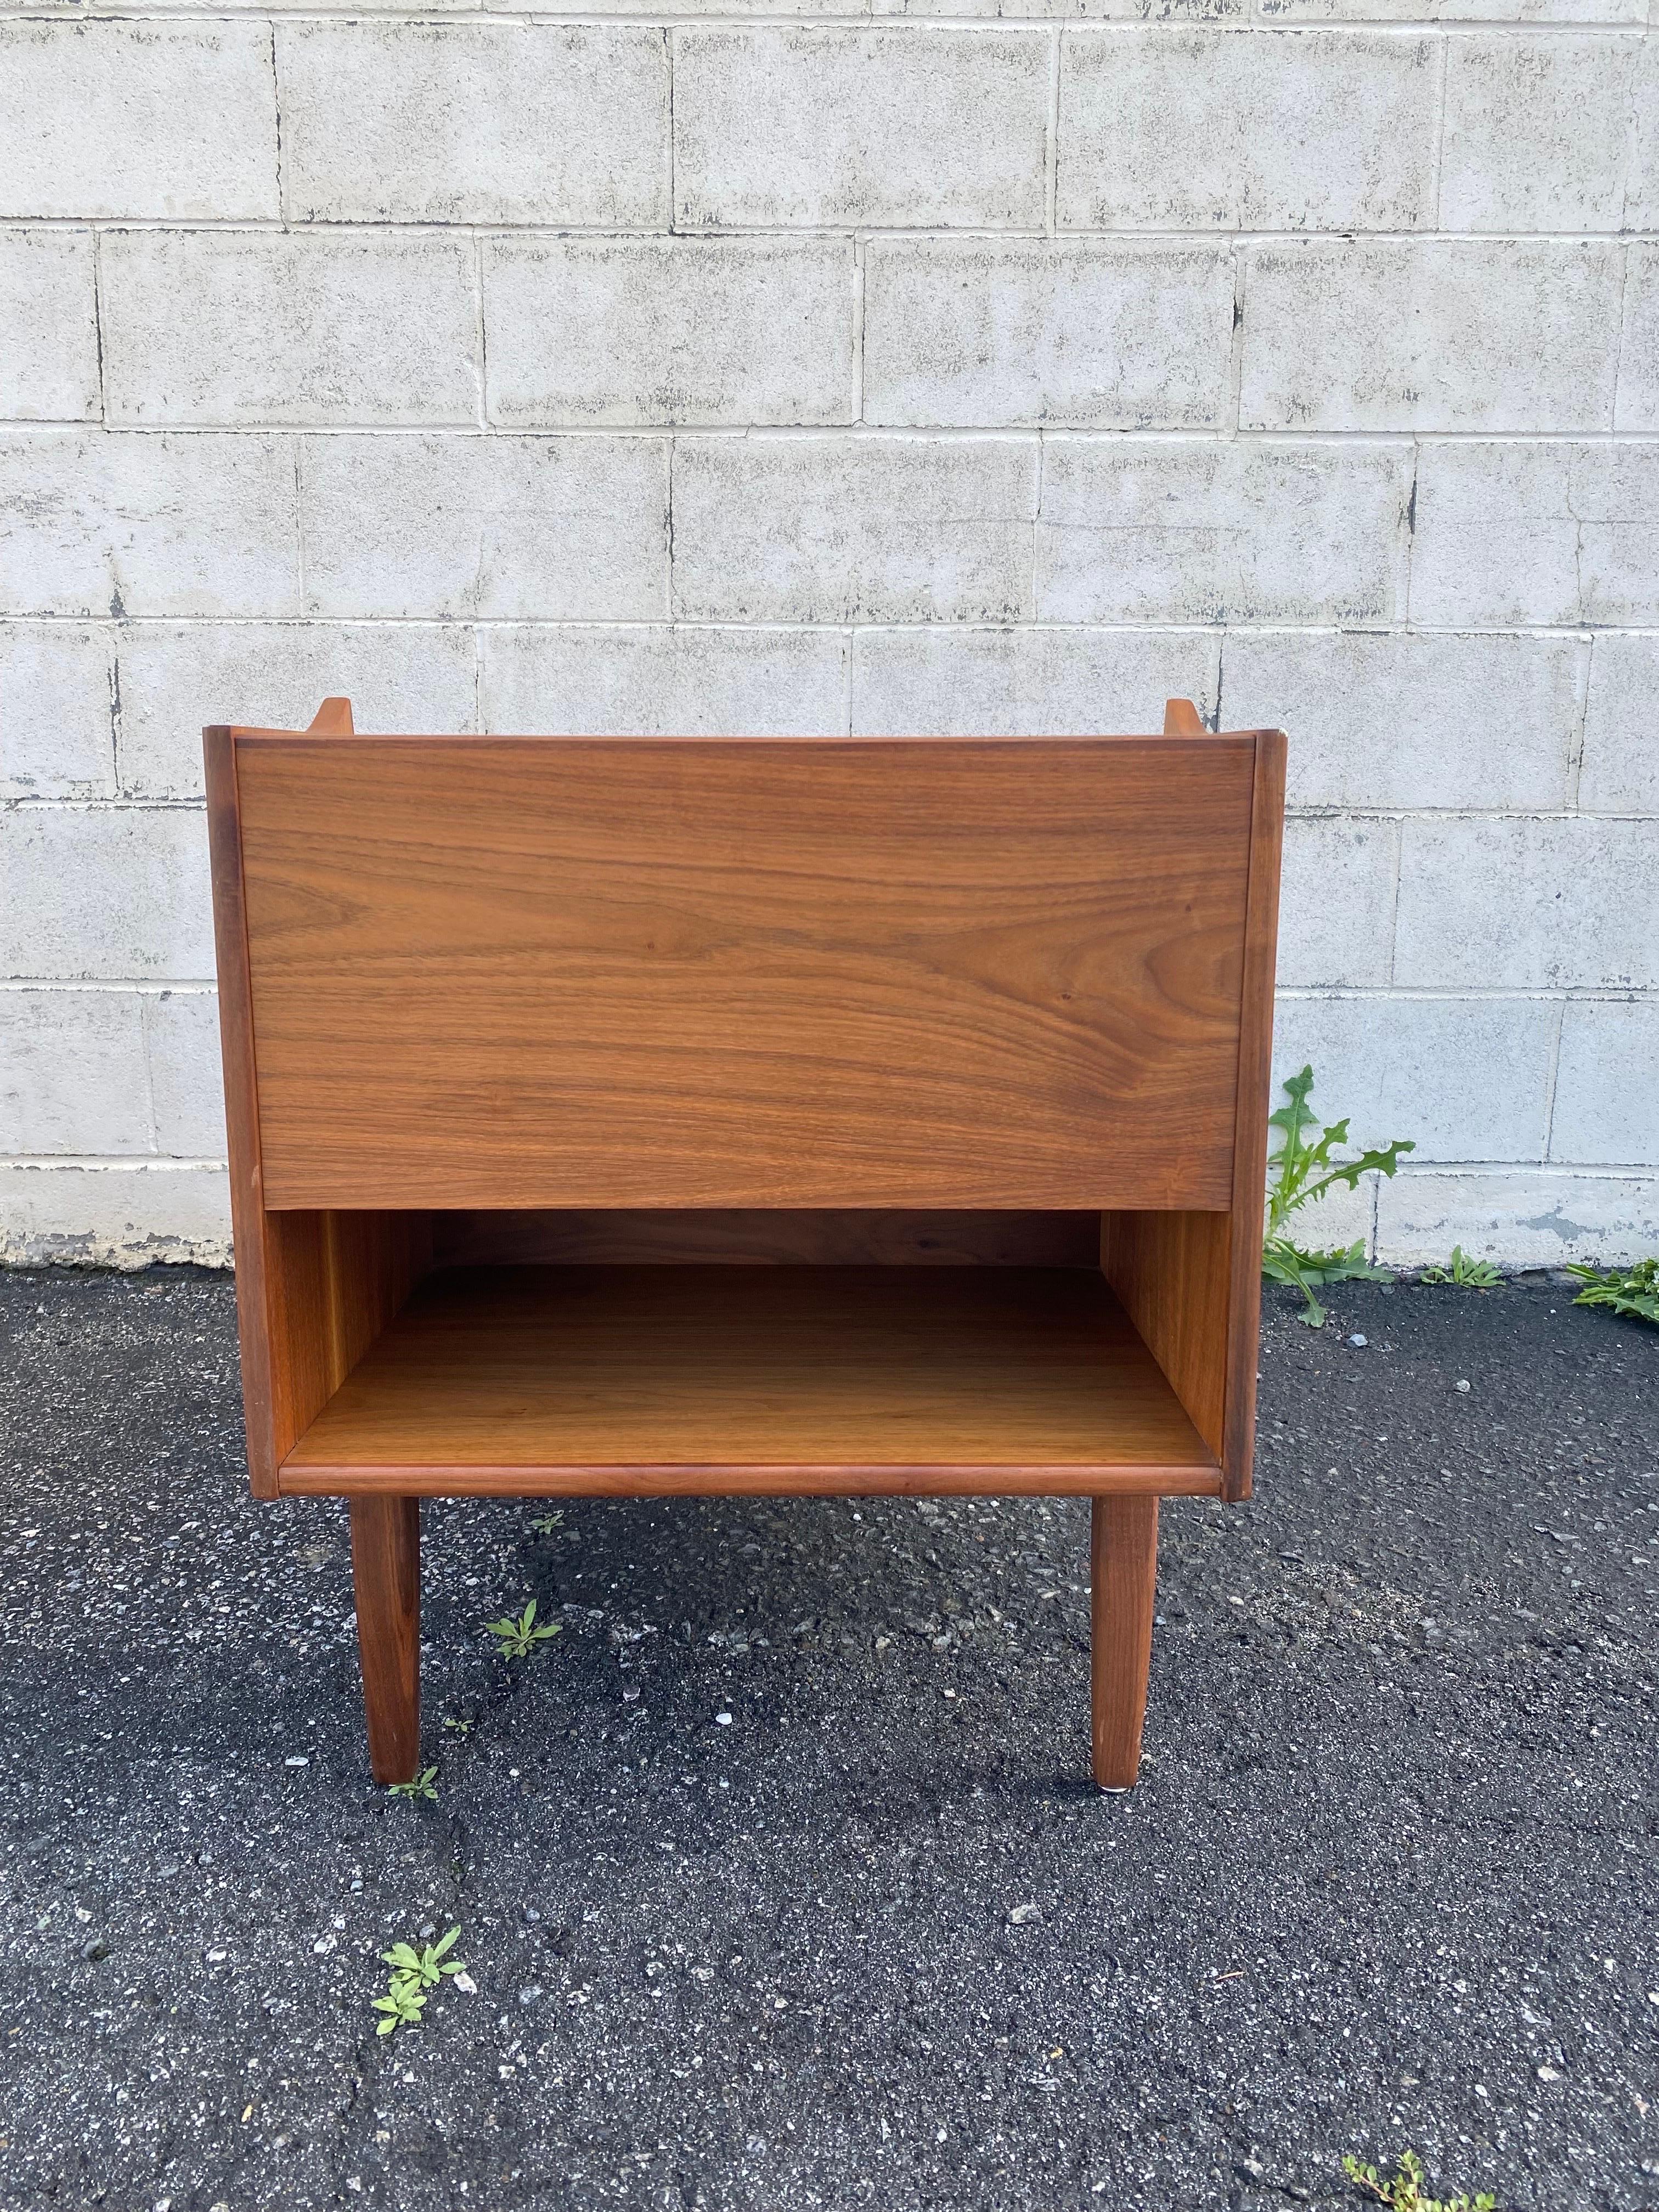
[277,1265,1223,1497]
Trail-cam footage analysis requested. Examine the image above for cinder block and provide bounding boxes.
[484,239,855,428]
[145,989,225,1160]
[1580,634,1659,815]
[1221,630,1581,812]
[0,807,214,983]
[672,435,1038,624]
[116,623,480,799]
[1374,1169,1659,1269]
[101,232,479,429]
[1058,28,1435,232]
[1440,33,1640,231]
[481,624,848,736]
[0,1161,232,1268]
[1262,0,1644,22]
[262,0,473,10]
[1270,993,1554,1163]
[674,28,1049,228]
[1395,818,1659,991]
[0,433,300,620]
[0,623,115,798]
[1036,438,1408,625]
[1277,817,1400,990]
[0,988,152,1154]
[300,437,668,622]
[851,628,1216,736]
[0,22,277,221]
[277,24,668,226]
[1409,441,1659,626]
[502,0,835,10]
[0,230,99,421]
[1616,246,1659,432]
[1551,1001,1659,1168]
[1241,240,1624,432]
[1630,41,1658,227]
[862,241,1232,430]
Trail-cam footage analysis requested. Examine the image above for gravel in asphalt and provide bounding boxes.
[1,1265,1656,2211]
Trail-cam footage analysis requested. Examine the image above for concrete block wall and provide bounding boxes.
[2,2,1655,1269]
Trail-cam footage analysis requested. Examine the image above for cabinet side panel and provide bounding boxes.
[263,1211,435,1469]
[204,725,281,1498]
[1099,1209,1230,1463]
[238,736,1256,1211]
[1221,728,1288,1502]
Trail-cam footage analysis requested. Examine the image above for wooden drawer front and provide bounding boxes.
[238,736,1255,1210]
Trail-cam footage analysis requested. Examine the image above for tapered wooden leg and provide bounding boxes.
[1090,1496,1159,1790]
[349,1496,421,1784]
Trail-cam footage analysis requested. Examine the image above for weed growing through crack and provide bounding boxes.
[386,1764,438,1802]
[529,1510,566,1534]
[1262,1064,1414,1328]
[371,1927,467,2038]
[372,1972,428,2036]
[1343,2148,1497,2212]
[1567,1256,1659,1326]
[1419,1245,1501,1289]
[485,1598,562,1661]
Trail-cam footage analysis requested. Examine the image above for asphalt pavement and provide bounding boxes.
[2,1263,1655,2211]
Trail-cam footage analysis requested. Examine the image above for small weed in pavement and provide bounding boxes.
[441,1712,476,1736]
[386,1764,438,1802]
[529,1509,565,1534]
[1567,1256,1659,1326]
[1344,2149,1497,2212]
[484,1598,561,1661]
[372,1973,429,2036]
[371,1927,467,2037]
[1419,1246,1501,1290]
[1261,1064,1413,1328]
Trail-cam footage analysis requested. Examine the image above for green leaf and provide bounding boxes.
[1263,1066,1413,1321]
[485,1599,563,1658]
[1567,1257,1659,1325]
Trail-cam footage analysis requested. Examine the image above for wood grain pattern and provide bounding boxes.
[207,725,434,1490]
[1099,1207,1231,1462]
[430,1208,1101,1271]
[261,1211,433,1462]
[205,724,281,1492]
[1220,726,1287,1502]
[234,736,1256,1211]
[349,1494,421,1783]
[1091,1495,1159,1788]
[1097,727,1286,1498]
[277,1266,1223,1497]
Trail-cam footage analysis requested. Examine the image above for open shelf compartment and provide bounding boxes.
[276,1258,1223,1497]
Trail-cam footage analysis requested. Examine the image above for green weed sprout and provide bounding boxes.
[371,1927,466,2037]
[1419,1245,1501,1290]
[1344,2148,1497,2212]
[1566,1256,1659,1327]
[1263,1065,1414,1327]
[484,1598,562,1661]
